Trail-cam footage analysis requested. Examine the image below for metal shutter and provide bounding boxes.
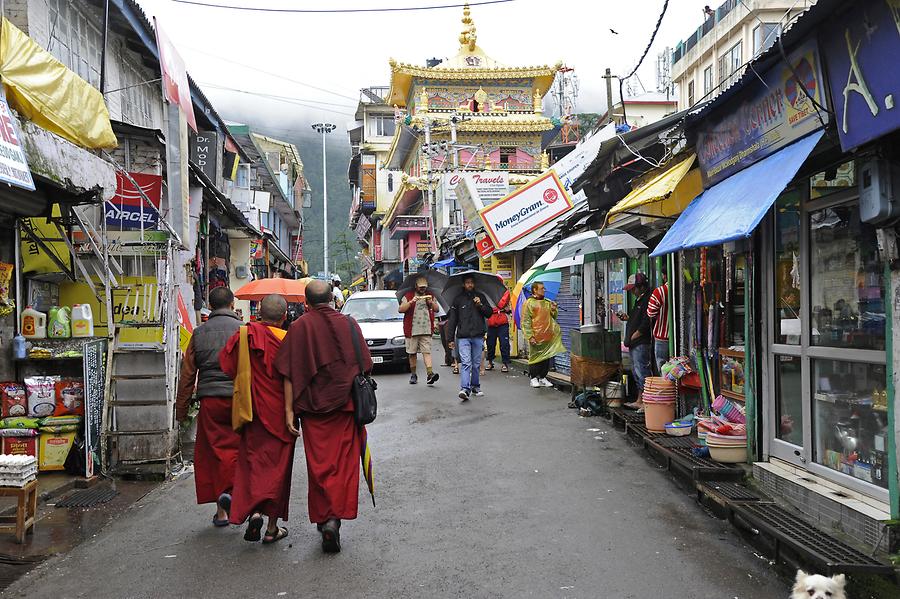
[554,270,580,375]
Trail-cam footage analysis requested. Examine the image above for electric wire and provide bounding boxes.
[618,0,669,126]
[198,82,356,115]
[169,0,515,13]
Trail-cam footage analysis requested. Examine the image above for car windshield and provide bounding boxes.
[342,298,402,322]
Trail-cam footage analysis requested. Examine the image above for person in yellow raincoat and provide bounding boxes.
[522,282,565,388]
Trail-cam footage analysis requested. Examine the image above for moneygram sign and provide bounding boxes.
[479,171,573,248]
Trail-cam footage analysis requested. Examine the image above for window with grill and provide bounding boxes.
[703,66,713,97]
[121,60,155,127]
[47,0,103,88]
[718,42,743,89]
[753,23,782,56]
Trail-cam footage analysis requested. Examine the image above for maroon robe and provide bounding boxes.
[220,323,295,523]
[192,397,239,504]
[275,305,372,524]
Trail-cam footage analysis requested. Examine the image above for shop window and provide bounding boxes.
[809,205,885,351]
[775,355,803,447]
[813,359,889,490]
[773,190,801,344]
[810,160,856,200]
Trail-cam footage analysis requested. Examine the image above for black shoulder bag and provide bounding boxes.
[347,316,378,425]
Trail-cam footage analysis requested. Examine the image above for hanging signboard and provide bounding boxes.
[0,93,34,190]
[820,0,900,151]
[442,171,509,224]
[479,171,574,249]
[190,131,219,181]
[475,234,495,258]
[154,19,197,132]
[696,39,827,187]
[82,338,107,479]
[105,172,163,230]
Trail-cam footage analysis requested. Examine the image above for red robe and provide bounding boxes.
[275,306,372,523]
[193,396,239,504]
[220,323,295,523]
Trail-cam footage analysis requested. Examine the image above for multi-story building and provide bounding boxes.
[348,86,403,289]
[598,90,678,130]
[381,3,559,268]
[671,0,812,111]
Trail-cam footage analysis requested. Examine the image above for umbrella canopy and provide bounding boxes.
[532,231,598,269]
[234,278,307,303]
[511,266,562,327]
[544,229,646,270]
[441,270,506,308]
[395,270,450,311]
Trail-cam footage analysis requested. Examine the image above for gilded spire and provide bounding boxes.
[458,3,477,52]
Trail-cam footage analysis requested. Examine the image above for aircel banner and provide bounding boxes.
[479,171,573,248]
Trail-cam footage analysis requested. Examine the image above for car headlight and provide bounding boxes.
[391,336,406,346]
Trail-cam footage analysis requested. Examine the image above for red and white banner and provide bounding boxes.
[475,234,495,258]
[154,19,197,132]
[105,172,163,229]
[478,171,574,248]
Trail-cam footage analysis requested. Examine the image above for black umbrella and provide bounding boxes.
[441,270,506,308]
[396,270,450,311]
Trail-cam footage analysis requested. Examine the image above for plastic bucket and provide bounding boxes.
[644,401,675,432]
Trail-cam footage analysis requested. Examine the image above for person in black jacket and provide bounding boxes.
[615,273,653,410]
[446,275,493,402]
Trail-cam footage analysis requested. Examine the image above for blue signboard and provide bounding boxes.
[696,39,827,187]
[820,0,900,151]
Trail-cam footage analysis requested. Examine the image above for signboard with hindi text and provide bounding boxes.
[0,93,34,190]
[82,339,106,478]
[479,171,574,249]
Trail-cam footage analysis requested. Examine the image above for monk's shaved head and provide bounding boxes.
[306,279,333,306]
[259,294,287,323]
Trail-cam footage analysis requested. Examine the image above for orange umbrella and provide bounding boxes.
[234,278,307,302]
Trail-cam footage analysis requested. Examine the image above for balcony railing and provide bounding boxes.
[672,0,746,66]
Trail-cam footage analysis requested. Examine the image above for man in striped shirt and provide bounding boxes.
[646,274,669,374]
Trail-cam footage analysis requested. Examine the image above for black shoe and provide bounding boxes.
[409,373,418,384]
[458,389,469,402]
[426,372,439,385]
[321,519,341,553]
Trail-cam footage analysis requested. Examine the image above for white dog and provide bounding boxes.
[791,570,847,599]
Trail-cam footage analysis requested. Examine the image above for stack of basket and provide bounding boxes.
[0,455,37,487]
[642,377,676,432]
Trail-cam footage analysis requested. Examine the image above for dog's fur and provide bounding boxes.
[791,570,847,599]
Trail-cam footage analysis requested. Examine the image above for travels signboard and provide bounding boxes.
[105,172,163,230]
[0,94,34,191]
[820,0,900,151]
[442,171,509,225]
[479,171,574,249]
[696,39,827,187]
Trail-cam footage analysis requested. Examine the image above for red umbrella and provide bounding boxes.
[234,278,307,302]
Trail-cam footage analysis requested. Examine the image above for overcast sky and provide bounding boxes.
[137,0,708,133]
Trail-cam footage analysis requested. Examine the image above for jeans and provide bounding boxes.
[630,343,653,394]
[529,358,551,379]
[654,338,670,375]
[486,325,511,364]
[457,337,484,391]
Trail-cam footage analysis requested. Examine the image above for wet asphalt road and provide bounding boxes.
[6,360,789,599]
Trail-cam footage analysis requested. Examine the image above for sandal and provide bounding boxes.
[500,364,509,373]
[243,514,264,542]
[262,526,289,544]
[485,362,494,371]
[212,515,229,527]
[452,366,459,375]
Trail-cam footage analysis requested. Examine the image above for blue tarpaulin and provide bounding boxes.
[433,257,458,267]
[651,131,823,257]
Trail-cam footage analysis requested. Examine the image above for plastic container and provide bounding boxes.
[644,401,675,432]
[665,421,693,436]
[71,304,94,338]
[707,444,746,463]
[21,306,47,339]
[12,334,27,360]
[48,306,71,339]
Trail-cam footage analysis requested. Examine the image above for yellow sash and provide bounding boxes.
[231,325,287,431]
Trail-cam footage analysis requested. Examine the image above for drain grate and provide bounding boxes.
[654,436,698,448]
[56,486,118,508]
[705,481,767,502]
[734,503,892,575]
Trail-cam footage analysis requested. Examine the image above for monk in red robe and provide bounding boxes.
[276,279,373,553]
[220,294,295,544]
[175,287,242,526]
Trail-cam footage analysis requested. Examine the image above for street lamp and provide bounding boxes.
[311,122,336,277]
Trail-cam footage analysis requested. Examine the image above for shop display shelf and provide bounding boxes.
[699,481,769,503]
[654,435,698,449]
[661,446,745,482]
[624,423,665,445]
[731,503,893,576]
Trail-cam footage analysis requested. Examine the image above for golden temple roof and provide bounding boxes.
[387,3,560,107]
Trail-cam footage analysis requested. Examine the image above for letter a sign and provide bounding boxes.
[478,171,573,249]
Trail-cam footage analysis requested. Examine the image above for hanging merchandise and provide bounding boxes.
[0,262,14,317]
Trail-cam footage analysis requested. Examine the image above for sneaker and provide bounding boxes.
[409,373,418,385]
[540,378,554,387]
[473,388,484,397]
[426,372,439,385]
[458,389,470,402]
[530,378,541,388]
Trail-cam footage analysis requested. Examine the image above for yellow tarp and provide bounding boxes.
[608,154,702,223]
[0,17,117,149]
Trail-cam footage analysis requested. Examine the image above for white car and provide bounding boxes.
[341,290,407,367]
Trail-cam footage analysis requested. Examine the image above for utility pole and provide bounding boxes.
[422,118,438,253]
[603,68,615,124]
[311,122,336,277]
